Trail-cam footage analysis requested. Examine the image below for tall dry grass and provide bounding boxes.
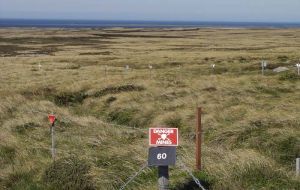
[0,27,299,189]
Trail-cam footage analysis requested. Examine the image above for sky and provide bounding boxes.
[1,0,300,22]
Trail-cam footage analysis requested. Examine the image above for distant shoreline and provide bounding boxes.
[1,19,300,29]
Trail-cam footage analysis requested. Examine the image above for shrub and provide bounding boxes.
[279,72,300,81]
[94,84,145,97]
[236,119,300,167]
[255,86,280,97]
[13,122,40,134]
[107,109,135,126]
[212,67,228,74]
[66,64,81,70]
[238,56,247,63]
[43,156,95,190]
[105,96,117,104]
[277,55,289,62]
[171,171,212,190]
[0,145,16,165]
[4,171,41,190]
[164,115,183,129]
[54,91,87,106]
[233,162,300,189]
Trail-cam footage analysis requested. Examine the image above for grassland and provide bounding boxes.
[0,27,299,190]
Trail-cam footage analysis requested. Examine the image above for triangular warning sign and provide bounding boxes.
[48,114,56,125]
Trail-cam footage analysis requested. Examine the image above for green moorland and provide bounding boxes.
[0,28,299,190]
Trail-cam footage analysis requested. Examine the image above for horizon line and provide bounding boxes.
[1,18,300,24]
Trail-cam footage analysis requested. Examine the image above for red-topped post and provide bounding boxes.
[48,114,56,161]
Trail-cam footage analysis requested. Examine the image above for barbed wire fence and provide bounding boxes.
[25,106,207,190]
[19,88,209,190]
[177,157,207,190]
[119,162,149,190]
[116,158,207,190]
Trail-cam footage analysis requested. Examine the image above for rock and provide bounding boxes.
[273,67,289,73]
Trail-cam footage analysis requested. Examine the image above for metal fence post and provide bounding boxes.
[51,123,55,161]
[158,166,169,190]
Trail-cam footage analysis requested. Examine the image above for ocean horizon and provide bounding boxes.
[1,18,300,29]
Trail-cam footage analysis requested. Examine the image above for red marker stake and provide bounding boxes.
[48,114,56,161]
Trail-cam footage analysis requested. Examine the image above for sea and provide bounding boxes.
[1,19,300,28]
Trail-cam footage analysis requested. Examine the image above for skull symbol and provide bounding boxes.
[160,134,168,140]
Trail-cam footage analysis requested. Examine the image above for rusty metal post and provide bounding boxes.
[196,107,202,171]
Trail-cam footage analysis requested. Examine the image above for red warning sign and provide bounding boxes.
[149,128,178,146]
[48,114,56,125]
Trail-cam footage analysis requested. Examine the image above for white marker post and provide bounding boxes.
[48,114,56,161]
[296,63,300,76]
[122,65,129,79]
[261,61,267,75]
[124,65,129,76]
[38,63,42,70]
[211,64,215,73]
[149,65,153,79]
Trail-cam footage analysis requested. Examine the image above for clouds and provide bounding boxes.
[1,0,300,22]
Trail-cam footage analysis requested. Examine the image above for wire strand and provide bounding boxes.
[177,157,207,190]
[119,162,148,190]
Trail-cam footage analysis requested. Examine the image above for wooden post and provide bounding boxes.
[158,166,169,190]
[196,107,202,171]
[51,123,55,161]
[296,158,300,176]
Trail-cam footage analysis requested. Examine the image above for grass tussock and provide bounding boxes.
[43,156,96,190]
[4,171,41,190]
[94,84,145,97]
[54,91,88,106]
[0,27,299,189]
[279,71,300,81]
[0,145,16,166]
